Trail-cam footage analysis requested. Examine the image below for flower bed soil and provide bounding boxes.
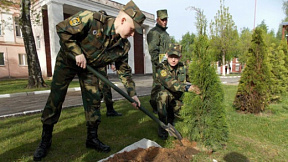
[105,138,200,162]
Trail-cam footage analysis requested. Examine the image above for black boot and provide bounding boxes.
[158,126,168,140]
[106,104,122,117]
[157,115,168,140]
[33,124,54,161]
[86,122,111,152]
[149,100,158,114]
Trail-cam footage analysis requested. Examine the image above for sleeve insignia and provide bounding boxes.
[160,70,167,77]
[69,17,81,26]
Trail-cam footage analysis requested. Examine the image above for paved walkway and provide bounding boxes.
[0,74,239,118]
[0,75,153,118]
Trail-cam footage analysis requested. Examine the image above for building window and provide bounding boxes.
[0,22,2,36]
[18,53,27,66]
[36,36,40,49]
[15,17,22,37]
[0,53,4,65]
[235,64,240,72]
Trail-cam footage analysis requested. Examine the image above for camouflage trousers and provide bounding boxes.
[150,64,162,109]
[98,66,113,108]
[41,52,107,126]
[157,89,183,124]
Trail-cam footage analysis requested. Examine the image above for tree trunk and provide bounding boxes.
[20,0,47,88]
[222,53,226,76]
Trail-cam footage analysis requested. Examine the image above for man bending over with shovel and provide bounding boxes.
[155,44,200,140]
[33,1,145,161]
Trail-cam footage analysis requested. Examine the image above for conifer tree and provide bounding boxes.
[177,8,228,151]
[268,42,288,101]
[233,28,271,113]
[278,39,288,74]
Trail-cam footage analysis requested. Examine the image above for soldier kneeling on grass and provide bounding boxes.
[155,44,200,140]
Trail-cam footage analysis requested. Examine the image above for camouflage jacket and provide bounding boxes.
[147,23,170,67]
[56,10,136,96]
[156,60,187,94]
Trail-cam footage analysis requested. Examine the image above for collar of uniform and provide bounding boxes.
[168,63,178,72]
[156,23,168,31]
[103,18,116,36]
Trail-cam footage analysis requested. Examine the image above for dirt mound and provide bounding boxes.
[105,139,199,162]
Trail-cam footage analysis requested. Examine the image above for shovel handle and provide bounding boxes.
[67,53,165,127]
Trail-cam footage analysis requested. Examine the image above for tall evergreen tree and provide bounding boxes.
[177,8,228,151]
[278,39,288,70]
[267,42,288,101]
[233,28,272,113]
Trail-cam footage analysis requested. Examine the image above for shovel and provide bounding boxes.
[68,53,183,143]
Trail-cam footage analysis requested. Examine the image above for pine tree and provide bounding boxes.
[233,28,271,113]
[177,8,228,151]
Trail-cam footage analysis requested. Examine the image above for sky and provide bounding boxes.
[115,0,285,41]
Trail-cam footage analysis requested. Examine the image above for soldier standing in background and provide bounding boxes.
[33,1,145,161]
[98,10,122,117]
[147,9,171,114]
[155,44,200,140]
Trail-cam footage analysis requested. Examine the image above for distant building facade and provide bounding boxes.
[217,58,243,75]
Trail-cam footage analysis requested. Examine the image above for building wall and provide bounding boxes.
[38,0,155,76]
[0,8,28,78]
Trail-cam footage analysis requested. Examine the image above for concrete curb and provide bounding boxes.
[219,76,241,78]
[0,87,82,99]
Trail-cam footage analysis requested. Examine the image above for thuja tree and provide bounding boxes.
[177,8,228,151]
[279,39,288,75]
[267,42,288,101]
[233,28,272,113]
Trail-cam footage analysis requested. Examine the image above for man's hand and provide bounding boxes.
[131,95,141,108]
[75,54,87,69]
[188,85,201,95]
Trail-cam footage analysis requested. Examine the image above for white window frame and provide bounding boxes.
[0,22,2,36]
[0,52,4,66]
[18,53,27,66]
[15,17,22,37]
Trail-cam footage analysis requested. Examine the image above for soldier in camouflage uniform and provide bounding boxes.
[33,1,145,161]
[155,44,200,140]
[147,9,171,114]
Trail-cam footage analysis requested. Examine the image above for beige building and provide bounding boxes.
[0,0,155,79]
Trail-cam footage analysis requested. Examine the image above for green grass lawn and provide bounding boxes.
[0,79,80,95]
[0,85,287,161]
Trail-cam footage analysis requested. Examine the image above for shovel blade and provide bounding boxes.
[163,123,183,140]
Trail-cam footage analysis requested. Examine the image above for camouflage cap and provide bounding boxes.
[167,44,182,57]
[157,9,168,19]
[122,0,146,34]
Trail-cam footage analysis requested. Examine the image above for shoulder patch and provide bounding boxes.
[160,70,167,77]
[69,17,81,26]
